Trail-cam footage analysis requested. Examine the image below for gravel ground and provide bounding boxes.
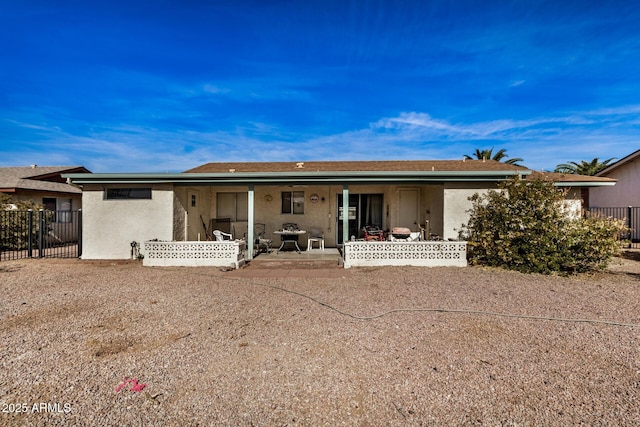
[1,255,639,426]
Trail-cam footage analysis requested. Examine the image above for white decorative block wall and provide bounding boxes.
[142,241,245,268]
[343,241,467,268]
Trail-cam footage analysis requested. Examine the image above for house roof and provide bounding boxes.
[528,171,616,187]
[65,159,532,186]
[0,166,90,194]
[596,148,640,176]
[185,159,529,173]
[63,159,616,187]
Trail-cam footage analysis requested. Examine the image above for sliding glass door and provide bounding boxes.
[336,194,383,243]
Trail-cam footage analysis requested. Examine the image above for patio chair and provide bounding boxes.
[363,226,384,241]
[212,229,233,241]
[254,223,272,254]
[208,218,231,236]
[307,228,325,251]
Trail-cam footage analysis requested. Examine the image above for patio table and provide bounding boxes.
[274,230,306,253]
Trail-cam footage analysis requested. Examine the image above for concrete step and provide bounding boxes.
[247,258,342,269]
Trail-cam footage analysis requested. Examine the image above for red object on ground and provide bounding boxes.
[115,377,147,393]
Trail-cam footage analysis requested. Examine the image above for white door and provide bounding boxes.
[398,189,419,230]
[187,190,202,240]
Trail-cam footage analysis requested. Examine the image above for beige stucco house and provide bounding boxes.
[588,149,640,243]
[63,160,615,266]
[1,165,90,244]
[590,149,640,207]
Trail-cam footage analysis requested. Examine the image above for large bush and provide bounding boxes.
[462,176,626,274]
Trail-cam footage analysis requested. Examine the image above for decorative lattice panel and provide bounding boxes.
[344,241,467,268]
[143,241,245,268]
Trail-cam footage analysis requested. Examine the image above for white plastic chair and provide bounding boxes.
[213,230,233,241]
[307,228,325,251]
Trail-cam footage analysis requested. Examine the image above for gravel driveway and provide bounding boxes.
[1,256,639,426]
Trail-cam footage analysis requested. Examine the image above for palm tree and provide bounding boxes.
[464,147,524,165]
[554,158,615,175]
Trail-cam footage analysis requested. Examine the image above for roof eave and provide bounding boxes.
[596,149,640,176]
[64,170,530,185]
[553,181,617,187]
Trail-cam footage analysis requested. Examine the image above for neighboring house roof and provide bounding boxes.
[529,171,616,187]
[596,148,640,176]
[0,166,90,194]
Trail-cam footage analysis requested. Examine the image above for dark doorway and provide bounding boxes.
[336,194,383,243]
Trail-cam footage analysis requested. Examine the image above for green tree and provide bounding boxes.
[464,147,524,165]
[554,158,615,175]
[461,176,625,274]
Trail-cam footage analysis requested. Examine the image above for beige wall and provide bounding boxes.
[422,185,444,237]
[7,191,82,210]
[442,183,497,240]
[173,186,210,241]
[81,183,175,259]
[590,160,640,207]
[184,184,449,247]
[245,185,337,246]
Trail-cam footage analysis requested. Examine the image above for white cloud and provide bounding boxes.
[202,84,230,95]
[3,105,639,173]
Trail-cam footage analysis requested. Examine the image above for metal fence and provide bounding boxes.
[587,206,640,249]
[0,210,82,261]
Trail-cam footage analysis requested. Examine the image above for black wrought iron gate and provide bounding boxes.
[587,206,640,249]
[0,210,82,261]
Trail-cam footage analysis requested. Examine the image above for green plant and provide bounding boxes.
[1,195,53,250]
[461,176,626,274]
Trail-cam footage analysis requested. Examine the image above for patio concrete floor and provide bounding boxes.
[231,248,347,278]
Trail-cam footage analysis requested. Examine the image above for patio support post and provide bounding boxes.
[184,211,188,241]
[342,184,349,244]
[247,185,255,260]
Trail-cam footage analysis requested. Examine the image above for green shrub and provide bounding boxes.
[1,194,52,250]
[461,176,626,274]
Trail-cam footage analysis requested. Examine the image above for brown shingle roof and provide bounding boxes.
[185,159,529,173]
[0,166,90,194]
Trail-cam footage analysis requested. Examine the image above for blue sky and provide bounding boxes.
[1,0,639,172]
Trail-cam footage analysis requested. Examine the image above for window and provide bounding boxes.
[282,191,304,214]
[105,188,152,200]
[216,192,248,221]
[43,197,56,212]
[43,197,72,223]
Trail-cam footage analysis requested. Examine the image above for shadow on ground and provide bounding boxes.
[620,250,640,261]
